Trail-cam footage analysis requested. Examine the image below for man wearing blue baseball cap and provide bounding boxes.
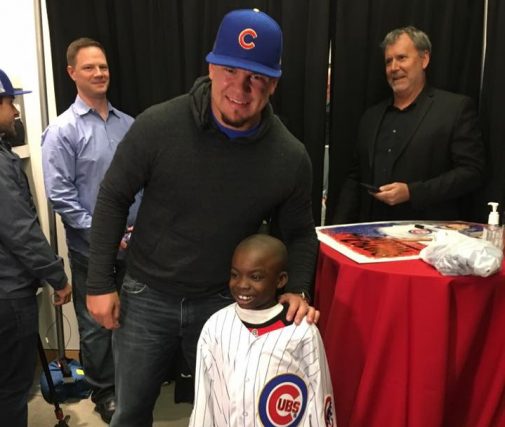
[0,68,72,427]
[86,9,318,426]
[0,69,31,137]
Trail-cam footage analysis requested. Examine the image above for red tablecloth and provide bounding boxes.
[315,242,505,427]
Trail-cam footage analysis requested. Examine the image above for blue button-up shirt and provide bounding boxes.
[42,95,140,256]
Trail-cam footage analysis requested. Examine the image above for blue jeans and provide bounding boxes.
[69,250,125,403]
[0,296,38,427]
[111,273,232,427]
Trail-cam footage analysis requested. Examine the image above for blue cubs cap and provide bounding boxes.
[0,69,31,97]
[206,9,282,78]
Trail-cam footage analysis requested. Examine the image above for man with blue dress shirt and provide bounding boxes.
[41,38,139,424]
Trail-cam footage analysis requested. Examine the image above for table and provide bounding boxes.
[315,242,505,427]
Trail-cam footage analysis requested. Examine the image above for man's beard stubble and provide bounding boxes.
[0,122,17,139]
[220,111,248,130]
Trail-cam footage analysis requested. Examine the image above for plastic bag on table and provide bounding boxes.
[419,230,503,277]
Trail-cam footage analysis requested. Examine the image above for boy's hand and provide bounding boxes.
[279,293,320,325]
[53,283,72,305]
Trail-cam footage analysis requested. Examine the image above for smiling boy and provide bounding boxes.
[190,234,336,427]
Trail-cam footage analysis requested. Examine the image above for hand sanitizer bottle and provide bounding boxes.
[483,202,504,250]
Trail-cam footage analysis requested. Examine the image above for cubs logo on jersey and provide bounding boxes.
[324,394,335,427]
[238,28,257,49]
[258,374,308,427]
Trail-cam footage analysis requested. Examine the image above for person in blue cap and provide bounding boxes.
[86,9,318,426]
[0,68,72,427]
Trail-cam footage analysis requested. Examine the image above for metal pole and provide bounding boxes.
[33,0,66,359]
[479,0,489,105]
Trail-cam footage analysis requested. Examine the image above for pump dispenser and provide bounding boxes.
[483,202,503,250]
[488,202,500,225]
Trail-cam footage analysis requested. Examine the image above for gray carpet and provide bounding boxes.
[28,365,192,427]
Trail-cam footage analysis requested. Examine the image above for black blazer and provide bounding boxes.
[334,86,485,223]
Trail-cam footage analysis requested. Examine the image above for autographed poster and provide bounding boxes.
[316,221,483,263]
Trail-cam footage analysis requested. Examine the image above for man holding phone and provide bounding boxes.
[334,26,485,223]
[360,182,380,193]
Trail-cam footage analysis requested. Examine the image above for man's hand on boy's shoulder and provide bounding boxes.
[279,293,320,325]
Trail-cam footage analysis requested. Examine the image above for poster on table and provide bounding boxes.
[316,221,484,263]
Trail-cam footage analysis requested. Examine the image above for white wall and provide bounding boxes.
[0,0,79,350]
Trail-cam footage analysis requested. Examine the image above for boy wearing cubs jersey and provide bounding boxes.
[190,234,336,427]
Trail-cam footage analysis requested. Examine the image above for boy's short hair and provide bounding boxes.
[235,234,288,270]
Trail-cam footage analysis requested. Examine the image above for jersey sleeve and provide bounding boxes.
[307,326,337,426]
[189,324,216,427]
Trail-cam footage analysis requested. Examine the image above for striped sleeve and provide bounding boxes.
[189,321,215,426]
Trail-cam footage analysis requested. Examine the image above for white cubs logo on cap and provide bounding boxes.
[258,374,307,427]
[238,28,257,49]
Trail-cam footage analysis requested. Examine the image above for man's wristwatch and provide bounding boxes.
[298,292,311,303]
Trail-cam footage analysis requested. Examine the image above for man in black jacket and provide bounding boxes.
[0,68,72,427]
[334,26,485,223]
[86,9,318,426]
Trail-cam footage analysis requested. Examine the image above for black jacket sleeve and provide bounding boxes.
[0,148,67,290]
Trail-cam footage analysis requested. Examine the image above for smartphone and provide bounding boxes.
[360,182,381,193]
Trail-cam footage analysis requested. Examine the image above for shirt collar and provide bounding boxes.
[235,303,284,324]
[211,109,260,140]
[388,84,429,111]
[73,94,119,119]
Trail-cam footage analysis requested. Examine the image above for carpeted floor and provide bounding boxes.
[28,364,192,427]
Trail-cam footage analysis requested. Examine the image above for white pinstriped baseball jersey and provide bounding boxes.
[189,303,336,427]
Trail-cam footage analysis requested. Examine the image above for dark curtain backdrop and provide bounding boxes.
[45,0,330,224]
[45,0,500,226]
[479,0,505,220]
[325,0,485,223]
